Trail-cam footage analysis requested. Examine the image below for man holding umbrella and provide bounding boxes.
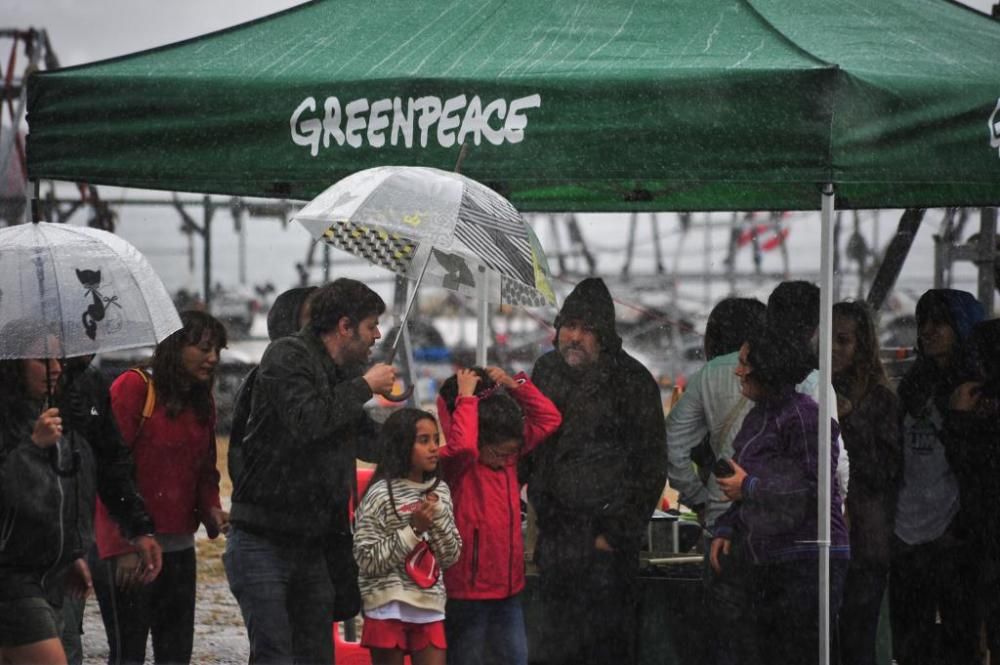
[225,278,397,664]
[524,277,667,665]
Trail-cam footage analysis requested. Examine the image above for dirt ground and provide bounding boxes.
[81,437,251,665]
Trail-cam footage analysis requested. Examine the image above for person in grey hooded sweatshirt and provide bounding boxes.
[523,277,667,665]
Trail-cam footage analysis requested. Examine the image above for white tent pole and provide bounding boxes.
[476,266,488,366]
[818,184,835,665]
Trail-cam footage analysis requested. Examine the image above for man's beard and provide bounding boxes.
[559,345,599,373]
[347,331,372,366]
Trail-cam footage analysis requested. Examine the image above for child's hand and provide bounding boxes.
[410,499,436,535]
[456,369,480,397]
[486,366,518,389]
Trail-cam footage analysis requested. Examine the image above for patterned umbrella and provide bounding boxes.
[294,166,555,308]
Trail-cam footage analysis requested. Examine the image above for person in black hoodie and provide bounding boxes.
[943,319,1000,665]
[892,288,984,665]
[224,278,396,665]
[0,322,160,665]
[58,355,161,665]
[524,277,667,665]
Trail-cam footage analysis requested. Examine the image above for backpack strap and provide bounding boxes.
[128,367,155,434]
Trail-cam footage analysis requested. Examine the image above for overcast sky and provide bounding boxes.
[7,0,998,67]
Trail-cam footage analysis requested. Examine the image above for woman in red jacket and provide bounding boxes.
[436,366,561,665]
[92,311,229,665]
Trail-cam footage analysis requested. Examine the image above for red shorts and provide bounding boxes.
[361,617,447,653]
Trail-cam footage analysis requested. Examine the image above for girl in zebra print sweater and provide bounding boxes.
[354,408,461,665]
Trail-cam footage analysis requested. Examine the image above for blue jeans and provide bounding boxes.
[445,596,527,665]
[223,526,333,665]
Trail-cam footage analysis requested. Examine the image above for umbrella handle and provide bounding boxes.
[380,385,414,403]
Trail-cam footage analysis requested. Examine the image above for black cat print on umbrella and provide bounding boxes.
[0,222,181,361]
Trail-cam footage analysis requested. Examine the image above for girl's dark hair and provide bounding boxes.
[898,289,984,416]
[0,319,62,409]
[0,359,29,404]
[438,367,492,414]
[479,395,524,448]
[745,329,813,396]
[704,297,766,361]
[438,367,524,448]
[149,310,227,421]
[832,301,887,403]
[368,408,438,519]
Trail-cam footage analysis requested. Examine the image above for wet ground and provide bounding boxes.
[81,438,250,664]
[81,536,250,665]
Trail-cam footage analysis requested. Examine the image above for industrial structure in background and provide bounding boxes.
[2,24,998,394]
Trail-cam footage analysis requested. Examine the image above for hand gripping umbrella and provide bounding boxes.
[0,221,182,477]
[0,222,182,364]
[295,166,556,401]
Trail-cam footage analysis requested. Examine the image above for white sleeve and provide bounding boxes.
[799,371,850,503]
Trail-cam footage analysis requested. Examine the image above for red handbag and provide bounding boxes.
[404,539,440,589]
[404,479,441,589]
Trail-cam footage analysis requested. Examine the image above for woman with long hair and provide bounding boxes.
[831,301,902,665]
[0,323,90,665]
[92,310,229,665]
[891,289,984,665]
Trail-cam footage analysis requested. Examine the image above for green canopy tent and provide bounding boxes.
[24,1,1000,662]
[25,0,1000,211]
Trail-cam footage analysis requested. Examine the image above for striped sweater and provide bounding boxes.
[354,477,462,614]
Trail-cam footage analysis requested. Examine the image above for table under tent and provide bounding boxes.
[26,0,1000,662]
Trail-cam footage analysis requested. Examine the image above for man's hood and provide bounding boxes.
[553,277,622,354]
[267,286,316,341]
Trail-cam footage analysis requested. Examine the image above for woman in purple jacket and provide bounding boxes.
[709,329,849,665]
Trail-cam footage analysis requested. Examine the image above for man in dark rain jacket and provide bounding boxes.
[224,278,396,665]
[525,277,667,665]
[943,319,1000,663]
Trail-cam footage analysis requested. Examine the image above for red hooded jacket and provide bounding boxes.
[436,373,561,600]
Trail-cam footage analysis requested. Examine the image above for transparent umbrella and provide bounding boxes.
[0,222,181,360]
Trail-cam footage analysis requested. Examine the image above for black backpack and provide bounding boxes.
[227,366,258,489]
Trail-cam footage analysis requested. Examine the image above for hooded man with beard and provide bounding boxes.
[524,277,667,665]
